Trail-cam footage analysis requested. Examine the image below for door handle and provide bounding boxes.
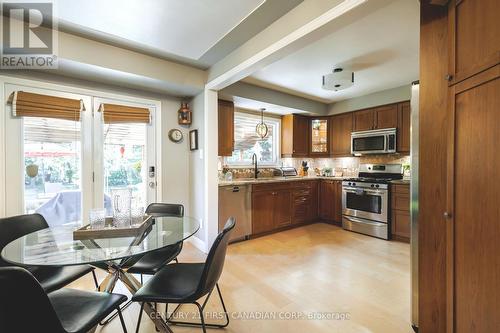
[148,181,156,189]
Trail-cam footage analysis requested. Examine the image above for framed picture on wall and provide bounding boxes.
[189,129,198,151]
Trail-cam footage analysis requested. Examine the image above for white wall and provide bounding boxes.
[328,84,411,115]
[189,91,206,249]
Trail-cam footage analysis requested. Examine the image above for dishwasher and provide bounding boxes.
[218,185,252,242]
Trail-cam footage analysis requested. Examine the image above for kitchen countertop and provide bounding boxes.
[389,179,411,185]
[219,176,346,186]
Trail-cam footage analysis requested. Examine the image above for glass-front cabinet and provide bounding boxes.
[310,117,330,155]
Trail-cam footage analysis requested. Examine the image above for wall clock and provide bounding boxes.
[168,129,183,143]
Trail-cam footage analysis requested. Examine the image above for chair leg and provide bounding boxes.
[195,302,207,333]
[135,302,144,333]
[166,283,229,329]
[92,270,99,290]
[117,308,128,333]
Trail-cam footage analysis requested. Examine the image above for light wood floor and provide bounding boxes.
[68,223,412,333]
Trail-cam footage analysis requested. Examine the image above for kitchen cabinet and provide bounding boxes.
[397,101,411,153]
[353,104,399,132]
[319,179,342,223]
[252,183,292,234]
[391,184,410,242]
[292,181,319,224]
[353,109,375,131]
[218,100,234,156]
[374,104,398,129]
[330,113,352,156]
[309,117,330,156]
[447,0,499,86]
[281,114,309,157]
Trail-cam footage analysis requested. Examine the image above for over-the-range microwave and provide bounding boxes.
[351,128,396,155]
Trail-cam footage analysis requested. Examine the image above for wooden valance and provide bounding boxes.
[99,103,151,124]
[9,91,84,121]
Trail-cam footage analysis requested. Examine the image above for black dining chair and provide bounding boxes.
[0,213,99,293]
[126,203,185,279]
[0,266,128,333]
[132,217,235,333]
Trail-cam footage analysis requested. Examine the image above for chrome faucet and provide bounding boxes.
[251,153,259,179]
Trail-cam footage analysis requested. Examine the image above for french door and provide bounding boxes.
[4,84,156,226]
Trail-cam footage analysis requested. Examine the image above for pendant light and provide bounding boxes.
[255,108,269,139]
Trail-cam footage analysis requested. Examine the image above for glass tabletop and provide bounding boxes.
[1,216,200,267]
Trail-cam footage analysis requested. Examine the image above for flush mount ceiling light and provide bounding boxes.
[322,67,354,91]
[255,108,269,139]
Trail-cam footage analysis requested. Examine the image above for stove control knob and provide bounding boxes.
[375,184,380,188]
[353,183,356,186]
[370,184,375,188]
[348,182,352,186]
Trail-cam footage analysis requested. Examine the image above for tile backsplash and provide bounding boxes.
[219,154,411,179]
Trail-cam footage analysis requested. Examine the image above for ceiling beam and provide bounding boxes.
[206,0,370,90]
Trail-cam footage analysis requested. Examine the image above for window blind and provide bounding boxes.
[99,103,151,124]
[9,91,84,121]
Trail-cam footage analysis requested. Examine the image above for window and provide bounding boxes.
[226,112,280,166]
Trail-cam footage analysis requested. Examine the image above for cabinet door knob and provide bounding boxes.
[443,211,452,219]
[445,74,453,81]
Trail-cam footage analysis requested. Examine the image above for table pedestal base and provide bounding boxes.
[97,263,173,333]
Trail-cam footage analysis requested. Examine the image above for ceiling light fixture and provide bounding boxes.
[322,67,354,91]
[256,108,269,139]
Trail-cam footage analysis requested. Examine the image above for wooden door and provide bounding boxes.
[218,100,234,156]
[448,67,500,332]
[293,115,309,156]
[448,0,500,85]
[374,104,398,129]
[274,190,292,228]
[353,109,375,131]
[331,113,353,156]
[397,101,411,153]
[252,190,275,234]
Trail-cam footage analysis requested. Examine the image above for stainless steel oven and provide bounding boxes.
[351,128,396,155]
[342,183,388,222]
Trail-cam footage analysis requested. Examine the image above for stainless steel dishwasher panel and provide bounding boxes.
[218,185,252,242]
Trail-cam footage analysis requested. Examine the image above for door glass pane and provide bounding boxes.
[346,192,381,214]
[311,119,328,153]
[23,117,82,226]
[103,123,147,216]
[353,136,385,151]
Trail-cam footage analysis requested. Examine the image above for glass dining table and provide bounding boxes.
[1,215,200,333]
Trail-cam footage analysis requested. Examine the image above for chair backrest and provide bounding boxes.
[196,217,235,297]
[145,203,184,217]
[0,266,64,332]
[0,213,48,267]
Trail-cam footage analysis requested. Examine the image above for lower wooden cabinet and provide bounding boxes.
[319,180,342,223]
[252,181,318,235]
[391,184,410,242]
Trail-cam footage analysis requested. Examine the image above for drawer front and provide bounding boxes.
[252,182,291,192]
[392,184,410,195]
[291,180,318,189]
[392,193,410,211]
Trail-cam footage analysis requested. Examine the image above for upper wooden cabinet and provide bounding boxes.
[374,104,398,129]
[281,114,309,157]
[353,104,398,131]
[353,109,375,131]
[218,100,234,156]
[448,0,500,85]
[309,117,330,156]
[397,101,411,153]
[330,112,353,156]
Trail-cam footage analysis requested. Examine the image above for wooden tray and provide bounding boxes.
[73,215,153,240]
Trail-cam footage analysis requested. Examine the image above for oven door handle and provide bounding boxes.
[343,216,387,227]
[343,188,386,195]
